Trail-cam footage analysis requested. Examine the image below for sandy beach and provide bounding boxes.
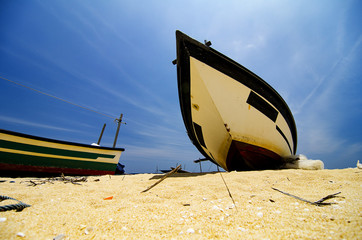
[0,168,361,239]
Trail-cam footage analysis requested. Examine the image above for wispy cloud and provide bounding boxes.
[345,142,362,157]
[133,122,186,147]
[293,58,343,115]
[295,35,362,115]
[28,1,174,120]
[1,23,168,121]
[123,144,198,162]
[0,115,78,132]
[298,121,346,155]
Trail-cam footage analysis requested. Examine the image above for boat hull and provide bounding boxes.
[176,31,297,171]
[0,129,125,176]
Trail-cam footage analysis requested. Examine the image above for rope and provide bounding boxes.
[217,166,238,212]
[0,195,31,212]
[0,76,116,120]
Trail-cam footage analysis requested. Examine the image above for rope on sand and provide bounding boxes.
[0,195,31,212]
[217,166,238,212]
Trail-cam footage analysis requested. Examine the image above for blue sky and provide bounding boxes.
[1,0,361,173]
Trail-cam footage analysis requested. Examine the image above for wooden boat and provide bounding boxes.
[0,129,125,176]
[175,31,297,171]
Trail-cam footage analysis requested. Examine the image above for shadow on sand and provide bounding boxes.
[149,171,220,180]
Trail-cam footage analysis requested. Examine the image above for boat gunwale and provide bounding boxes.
[0,129,125,152]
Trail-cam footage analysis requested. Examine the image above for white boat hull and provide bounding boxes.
[176,31,297,171]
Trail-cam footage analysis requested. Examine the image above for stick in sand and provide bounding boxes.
[141,165,181,193]
[272,187,342,206]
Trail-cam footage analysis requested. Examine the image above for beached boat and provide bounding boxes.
[175,31,297,171]
[0,129,125,176]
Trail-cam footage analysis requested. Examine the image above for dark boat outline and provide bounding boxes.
[175,30,297,170]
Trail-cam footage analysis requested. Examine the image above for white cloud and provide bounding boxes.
[344,142,362,157]
[298,123,346,155]
[0,115,78,132]
[123,143,198,161]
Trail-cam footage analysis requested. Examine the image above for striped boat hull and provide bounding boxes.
[0,129,125,176]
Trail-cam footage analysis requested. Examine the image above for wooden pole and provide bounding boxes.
[97,123,106,145]
[194,158,208,173]
[194,158,208,163]
[141,165,181,193]
[113,114,123,148]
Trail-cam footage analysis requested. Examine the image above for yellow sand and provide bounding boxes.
[0,168,361,239]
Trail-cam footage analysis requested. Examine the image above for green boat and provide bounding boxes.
[0,129,125,176]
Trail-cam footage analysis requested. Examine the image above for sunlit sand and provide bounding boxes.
[1,168,361,239]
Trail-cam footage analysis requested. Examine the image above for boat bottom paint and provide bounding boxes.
[226,140,283,171]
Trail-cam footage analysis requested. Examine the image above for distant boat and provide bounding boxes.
[0,129,125,176]
[175,31,297,171]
